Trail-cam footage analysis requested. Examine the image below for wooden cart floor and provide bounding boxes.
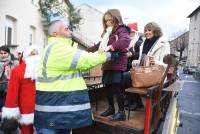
[92,99,145,131]
[73,99,145,134]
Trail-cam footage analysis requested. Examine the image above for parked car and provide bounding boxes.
[183,66,197,74]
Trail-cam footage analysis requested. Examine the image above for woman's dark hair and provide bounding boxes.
[144,22,163,37]
[0,46,10,53]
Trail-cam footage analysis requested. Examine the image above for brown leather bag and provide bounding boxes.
[130,55,165,88]
[130,65,165,88]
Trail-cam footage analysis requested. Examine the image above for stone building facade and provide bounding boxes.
[169,31,189,63]
[0,0,46,55]
[187,6,200,67]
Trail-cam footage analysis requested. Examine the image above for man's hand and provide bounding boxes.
[98,46,111,53]
[98,48,105,54]
[104,46,111,52]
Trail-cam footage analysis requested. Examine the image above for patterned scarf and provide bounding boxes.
[0,55,12,80]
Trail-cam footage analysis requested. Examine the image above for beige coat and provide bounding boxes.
[137,36,170,66]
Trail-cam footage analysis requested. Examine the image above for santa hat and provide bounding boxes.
[128,22,138,32]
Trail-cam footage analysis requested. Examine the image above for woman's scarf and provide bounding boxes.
[99,27,113,49]
[142,36,159,55]
[0,55,12,80]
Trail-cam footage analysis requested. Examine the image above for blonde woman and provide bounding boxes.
[123,22,170,109]
[87,9,131,121]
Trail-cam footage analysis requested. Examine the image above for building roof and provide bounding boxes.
[72,31,93,48]
[169,31,189,42]
[187,5,200,18]
[77,4,103,14]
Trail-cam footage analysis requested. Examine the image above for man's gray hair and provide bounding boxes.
[48,20,62,36]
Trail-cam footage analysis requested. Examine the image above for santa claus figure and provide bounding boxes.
[1,45,40,134]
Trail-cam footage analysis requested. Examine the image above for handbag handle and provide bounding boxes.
[139,55,155,67]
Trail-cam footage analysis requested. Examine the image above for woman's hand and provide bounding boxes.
[132,60,140,67]
[149,56,155,65]
[126,51,133,57]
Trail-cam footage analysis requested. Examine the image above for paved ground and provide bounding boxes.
[177,73,200,134]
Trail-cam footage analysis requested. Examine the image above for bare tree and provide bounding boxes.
[169,30,188,61]
[176,36,187,61]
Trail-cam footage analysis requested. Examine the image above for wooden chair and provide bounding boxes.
[125,54,175,134]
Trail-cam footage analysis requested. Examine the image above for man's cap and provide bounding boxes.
[128,22,138,32]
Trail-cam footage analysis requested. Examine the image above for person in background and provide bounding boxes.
[1,45,40,134]
[0,46,18,118]
[34,17,112,134]
[123,23,144,111]
[124,22,170,108]
[126,22,143,71]
[87,9,130,121]
[17,52,22,61]
[135,22,170,66]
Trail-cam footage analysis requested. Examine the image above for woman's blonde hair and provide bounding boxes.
[102,9,123,35]
[144,22,163,37]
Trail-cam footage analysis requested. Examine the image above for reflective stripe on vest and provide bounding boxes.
[42,43,55,79]
[37,43,83,83]
[35,103,90,112]
[37,71,82,83]
[70,49,82,69]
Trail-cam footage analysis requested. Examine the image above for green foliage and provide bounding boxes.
[38,0,81,30]
[67,2,82,30]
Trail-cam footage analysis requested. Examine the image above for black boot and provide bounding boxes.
[125,103,137,111]
[136,98,144,109]
[111,110,126,121]
[100,106,115,117]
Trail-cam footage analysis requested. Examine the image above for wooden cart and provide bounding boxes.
[73,55,183,134]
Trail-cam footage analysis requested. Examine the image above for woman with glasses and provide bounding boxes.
[87,9,131,121]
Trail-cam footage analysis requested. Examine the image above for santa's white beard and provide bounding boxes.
[24,55,40,80]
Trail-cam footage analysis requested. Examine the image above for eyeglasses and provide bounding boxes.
[65,27,69,31]
[105,19,113,22]
[65,26,73,31]
[144,29,152,32]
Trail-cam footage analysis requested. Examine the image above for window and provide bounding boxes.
[29,26,36,45]
[7,27,12,45]
[194,13,198,21]
[29,34,33,46]
[5,16,17,46]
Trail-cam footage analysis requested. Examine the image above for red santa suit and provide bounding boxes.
[2,45,39,134]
